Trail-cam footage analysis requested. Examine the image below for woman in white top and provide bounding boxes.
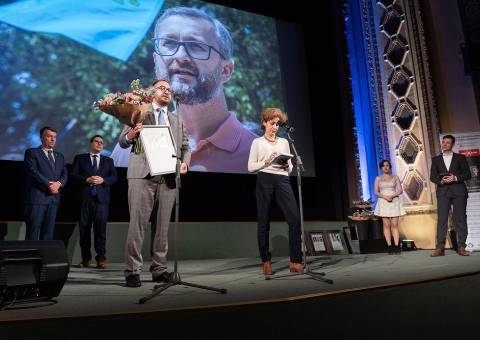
[248,108,303,276]
[374,160,406,254]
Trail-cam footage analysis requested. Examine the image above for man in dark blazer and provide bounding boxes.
[119,79,191,287]
[430,134,471,257]
[24,126,68,240]
[71,135,117,269]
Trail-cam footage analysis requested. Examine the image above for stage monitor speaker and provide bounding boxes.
[0,240,69,306]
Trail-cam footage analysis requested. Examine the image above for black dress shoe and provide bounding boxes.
[387,245,394,255]
[126,274,141,288]
[152,271,173,283]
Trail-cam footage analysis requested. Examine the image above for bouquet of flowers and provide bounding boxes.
[94,79,156,127]
[94,79,156,153]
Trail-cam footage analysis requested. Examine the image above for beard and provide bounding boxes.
[155,60,223,105]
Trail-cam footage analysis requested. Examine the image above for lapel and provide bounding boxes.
[97,155,106,174]
[449,153,459,171]
[144,105,155,125]
[167,111,178,143]
[52,151,60,174]
[438,154,449,173]
[84,153,94,173]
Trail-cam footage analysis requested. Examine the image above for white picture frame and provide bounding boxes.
[325,230,348,254]
[139,125,177,176]
[328,232,345,251]
[305,231,328,255]
[311,232,327,252]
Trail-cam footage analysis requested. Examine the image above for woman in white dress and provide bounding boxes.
[374,160,406,254]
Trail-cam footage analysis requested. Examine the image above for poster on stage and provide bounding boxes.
[140,125,177,176]
[440,132,480,251]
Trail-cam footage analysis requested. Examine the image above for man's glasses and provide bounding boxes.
[152,38,226,60]
[155,85,171,94]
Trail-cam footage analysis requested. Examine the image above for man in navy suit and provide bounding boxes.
[430,134,472,257]
[24,126,68,240]
[71,135,117,269]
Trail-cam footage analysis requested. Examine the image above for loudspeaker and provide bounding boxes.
[0,240,69,306]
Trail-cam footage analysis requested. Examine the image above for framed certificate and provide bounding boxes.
[305,231,328,255]
[324,230,348,254]
[139,125,177,176]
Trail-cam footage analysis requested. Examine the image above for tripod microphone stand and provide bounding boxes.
[139,97,227,304]
[267,128,333,284]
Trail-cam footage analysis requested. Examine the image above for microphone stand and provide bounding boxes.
[139,97,227,304]
[267,128,333,284]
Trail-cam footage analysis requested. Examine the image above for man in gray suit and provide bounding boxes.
[430,134,471,257]
[119,79,191,287]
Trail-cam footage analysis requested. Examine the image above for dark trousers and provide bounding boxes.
[25,204,58,240]
[255,172,302,263]
[436,192,468,249]
[79,196,108,261]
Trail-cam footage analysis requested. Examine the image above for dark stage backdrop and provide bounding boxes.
[0,0,350,222]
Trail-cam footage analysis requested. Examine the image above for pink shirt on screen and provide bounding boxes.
[189,112,257,174]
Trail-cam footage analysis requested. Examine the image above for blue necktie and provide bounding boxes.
[157,108,165,125]
[47,150,55,171]
[90,155,98,196]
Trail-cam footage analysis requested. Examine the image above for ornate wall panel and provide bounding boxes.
[374,0,439,210]
[345,0,440,210]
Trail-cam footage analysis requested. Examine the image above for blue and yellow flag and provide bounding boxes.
[0,0,164,61]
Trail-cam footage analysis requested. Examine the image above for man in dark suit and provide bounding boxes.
[24,126,68,240]
[119,79,191,287]
[430,134,472,257]
[71,135,117,269]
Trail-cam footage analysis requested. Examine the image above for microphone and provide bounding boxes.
[280,121,295,132]
[173,93,180,108]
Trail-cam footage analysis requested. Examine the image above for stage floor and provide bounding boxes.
[1,250,480,322]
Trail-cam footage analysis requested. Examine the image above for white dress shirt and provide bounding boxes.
[125,104,169,143]
[442,152,453,171]
[90,153,100,167]
[42,148,55,161]
[152,103,169,126]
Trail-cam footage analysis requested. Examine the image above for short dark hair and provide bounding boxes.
[152,79,170,87]
[90,135,103,143]
[379,159,392,169]
[443,134,456,144]
[39,126,57,138]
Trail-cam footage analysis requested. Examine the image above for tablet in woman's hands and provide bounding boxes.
[271,153,293,164]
